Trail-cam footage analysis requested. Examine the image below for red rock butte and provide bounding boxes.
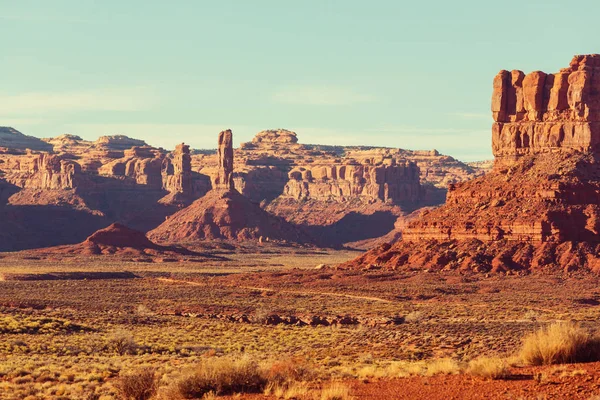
[346,54,600,274]
[492,54,600,160]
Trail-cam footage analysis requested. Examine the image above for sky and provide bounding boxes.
[1,0,600,161]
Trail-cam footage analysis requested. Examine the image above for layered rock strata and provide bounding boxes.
[346,55,600,273]
[492,54,600,161]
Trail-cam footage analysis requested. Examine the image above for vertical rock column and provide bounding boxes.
[215,129,234,191]
[162,143,192,194]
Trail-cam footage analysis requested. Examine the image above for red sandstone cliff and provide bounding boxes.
[346,54,600,273]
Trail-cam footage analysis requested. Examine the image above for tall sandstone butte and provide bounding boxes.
[346,54,600,274]
[214,129,234,191]
[492,54,600,160]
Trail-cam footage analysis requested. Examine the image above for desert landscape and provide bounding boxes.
[4,2,600,400]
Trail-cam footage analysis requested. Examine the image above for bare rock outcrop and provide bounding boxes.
[283,160,421,205]
[98,146,164,188]
[240,129,299,149]
[94,135,147,151]
[3,152,83,190]
[492,54,600,161]
[345,54,600,274]
[213,130,234,190]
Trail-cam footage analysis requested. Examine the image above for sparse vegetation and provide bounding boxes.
[115,367,157,400]
[319,382,352,400]
[170,357,268,398]
[466,357,509,379]
[3,256,600,398]
[519,322,600,365]
[107,330,138,356]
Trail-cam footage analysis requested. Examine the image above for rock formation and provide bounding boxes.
[346,54,600,273]
[3,152,83,190]
[99,146,164,187]
[213,130,234,190]
[0,122,487,251]
[492,54,600,161]
[95,135,147,151]
[162,143,192,193]
[240,129,300,149]
[282,160,421,205]
[149,130,312,244]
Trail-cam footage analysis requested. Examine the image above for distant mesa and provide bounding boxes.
[0,127,53,152]
[240,129,299,150]
[94,135,147,150]
[346,54,600,274]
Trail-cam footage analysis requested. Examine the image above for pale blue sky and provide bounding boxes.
[1,0,599,161]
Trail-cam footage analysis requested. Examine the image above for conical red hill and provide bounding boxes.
[25,222,197,257]
[148,189,312,244]
[84,223,160,249]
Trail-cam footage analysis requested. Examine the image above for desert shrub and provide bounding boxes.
[519,322,600,365]
[266,358,315,386]
[423,358,461,376]
[320,382,352,400]
[115,367,158,400]
[172,357,268,398]
[466,357,509,379]
[106,331,138,355]
[0,315,90,334]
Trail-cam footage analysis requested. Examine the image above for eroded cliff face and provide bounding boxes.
[492,54,600,160]
[283,160,421,205]
[3,152,83,190]
[346,54,600,273]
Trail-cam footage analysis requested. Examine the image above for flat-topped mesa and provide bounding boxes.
[213,130,234,191]
[240,129,299,150]
[492,54,600,160]
[94,135,147,151]
[162,143,192,194]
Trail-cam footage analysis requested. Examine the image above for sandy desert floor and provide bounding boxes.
[1,249,600,399]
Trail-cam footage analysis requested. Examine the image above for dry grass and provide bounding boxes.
[319,382,352,400]
[170,357,268,398]
[115,367,158,400]
[466,357,509,380]
[519,322,600,365]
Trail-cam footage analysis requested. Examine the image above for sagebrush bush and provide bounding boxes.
[520,322,600,365]
[172,357,268,398]
[106,331,138,355]
[115,367,157,400]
